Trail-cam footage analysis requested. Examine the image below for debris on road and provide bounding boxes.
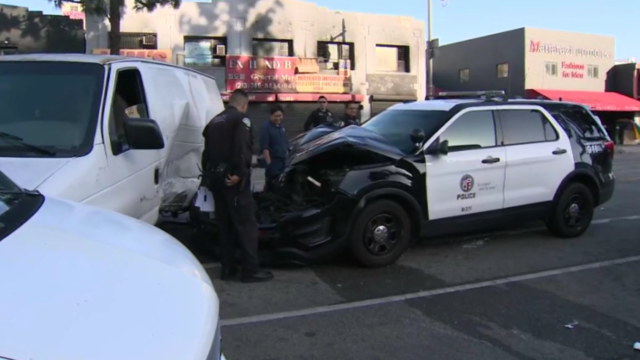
[564,320,579,329]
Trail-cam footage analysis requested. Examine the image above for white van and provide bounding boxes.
[0,54,223,224]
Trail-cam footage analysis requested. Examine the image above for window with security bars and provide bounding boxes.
[587,65,599,79]
[545,61,558,76]
[109,32,158,50]
[317,41,355,70]
[252,39,293,57]
[183,36,227,67]
[375,44,410,73]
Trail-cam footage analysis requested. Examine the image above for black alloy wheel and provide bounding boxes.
[546,182,594,238]
[350,199,412,267]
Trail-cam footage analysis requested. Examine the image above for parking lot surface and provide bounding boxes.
[164,152,640,360]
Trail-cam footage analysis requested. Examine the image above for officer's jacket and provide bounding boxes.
[202,105,253,180]
[303,108,333,131]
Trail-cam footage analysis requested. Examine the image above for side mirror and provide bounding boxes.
[425,139,449,156]
[410,128,426,145]
[123,118,165,150]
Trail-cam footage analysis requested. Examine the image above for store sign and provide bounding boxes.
[92,49,171,62]
[529,40,612,59]
[61,3,85,20]
[561,62,585,79]
[226,55,351,93]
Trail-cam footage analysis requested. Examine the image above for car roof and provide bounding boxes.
[388,98,589,112]
[0,53,162,66]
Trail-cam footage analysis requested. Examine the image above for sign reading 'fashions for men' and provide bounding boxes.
[225,55,351,94]
[92,49,172,62]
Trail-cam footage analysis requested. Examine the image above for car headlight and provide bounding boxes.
[206,321,223,360]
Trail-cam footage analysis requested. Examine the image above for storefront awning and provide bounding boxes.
[526,89,640,112]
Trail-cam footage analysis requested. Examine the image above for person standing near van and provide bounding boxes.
[259,104,289,192]
[202,89,274,283]
[303,95,333,131]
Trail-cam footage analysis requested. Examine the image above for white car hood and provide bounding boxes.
[0,158,72,190]
[0,196,219,360]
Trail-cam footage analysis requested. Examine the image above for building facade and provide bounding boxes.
[433,27,616,97]
[0,3,85,55]
[84,0,426,138]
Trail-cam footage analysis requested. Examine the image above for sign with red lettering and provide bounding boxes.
[226,55,351,94]
[529,40,612,59]
[92,49,171,62]
[561,62,584,79]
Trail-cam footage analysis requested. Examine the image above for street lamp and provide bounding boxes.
[427,0,447,99]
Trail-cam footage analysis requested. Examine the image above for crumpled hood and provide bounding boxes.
[0,157,72,190]
[289,125,404,165]
[0,196,217,360]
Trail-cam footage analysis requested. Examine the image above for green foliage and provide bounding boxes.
[49,0,182,16]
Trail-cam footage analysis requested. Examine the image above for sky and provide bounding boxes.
[4,0,639,59]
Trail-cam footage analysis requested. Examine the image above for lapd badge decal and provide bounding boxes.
[460,174,474,192]
[242,118,251,128]
[457,174,476,201]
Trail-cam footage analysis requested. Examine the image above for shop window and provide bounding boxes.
[317,41,355,70]
[497,63,509,78]
[587,65,599,79]
[184,36,227,67]
[459,68,469,83]
[545,61,558,76]
[111,32,158,50]
[252,39,293,57]
[375,45,410,73]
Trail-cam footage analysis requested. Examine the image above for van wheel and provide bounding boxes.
[546,183,595,238]
[350,199,411,268]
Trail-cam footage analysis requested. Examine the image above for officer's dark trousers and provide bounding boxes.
[264,157,286,192]
[210,176,260,273]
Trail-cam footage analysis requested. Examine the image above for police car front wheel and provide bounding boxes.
[350,199,411,268]
[546,182,595,238]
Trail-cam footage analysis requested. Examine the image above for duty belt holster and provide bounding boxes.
[204,163,229,188]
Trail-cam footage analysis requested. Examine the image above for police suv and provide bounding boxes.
[196,93,616,268]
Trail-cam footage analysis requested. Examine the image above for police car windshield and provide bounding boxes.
[362,109,449,154]
[0,61,105,158]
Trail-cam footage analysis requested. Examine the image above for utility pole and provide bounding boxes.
[426,0,433,99]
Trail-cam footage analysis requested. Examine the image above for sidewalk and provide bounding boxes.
[617,145,640,154]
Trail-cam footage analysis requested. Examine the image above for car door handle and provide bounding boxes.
[153,167,160,184]
[481,157,500,164]
[552,148,567,155]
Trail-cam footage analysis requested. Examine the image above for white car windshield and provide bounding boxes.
[0,61,105,158]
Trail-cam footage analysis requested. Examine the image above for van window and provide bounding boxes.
[109,68,149,155]
[0,61,104,158]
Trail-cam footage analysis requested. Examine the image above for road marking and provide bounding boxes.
[201,214,640,269]
[220,254,640,327]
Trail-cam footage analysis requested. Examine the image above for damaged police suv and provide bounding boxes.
[196,95,615,268]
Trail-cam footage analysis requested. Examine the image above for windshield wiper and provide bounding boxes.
[0,131,56,156]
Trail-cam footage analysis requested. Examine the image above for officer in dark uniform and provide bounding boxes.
[202,89,274,283]
[303,95,334,131]
[259,104,289,192]
[341,101,361,126]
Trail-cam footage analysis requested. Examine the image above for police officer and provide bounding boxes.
[202,89,274,283]
[341,101,361,126]
[259,104,289,192]
[303,95,334,131]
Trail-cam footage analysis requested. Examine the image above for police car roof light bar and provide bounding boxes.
[435,90,506,101]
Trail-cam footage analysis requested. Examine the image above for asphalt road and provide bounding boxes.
[163,151,640,360]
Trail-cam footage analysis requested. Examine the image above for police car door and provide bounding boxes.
[425,108,506,220]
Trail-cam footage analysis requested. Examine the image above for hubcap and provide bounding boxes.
[364,214,400,256]
[564,194,587,228]
[373,225,389,243]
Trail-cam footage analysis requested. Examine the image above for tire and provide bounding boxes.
[546,182,595,238]
[349,199,412,268]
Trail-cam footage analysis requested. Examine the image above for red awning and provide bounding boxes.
[526,89,640,112]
